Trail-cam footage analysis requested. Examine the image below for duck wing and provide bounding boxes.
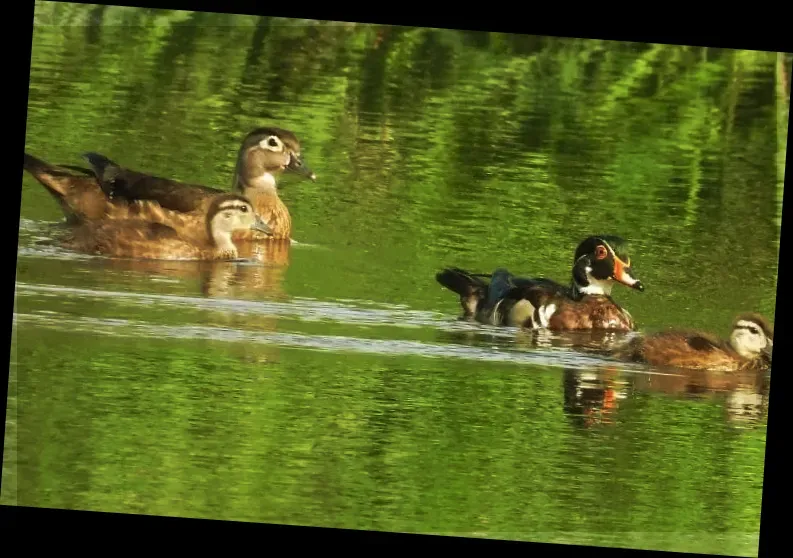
[83,152,222,213]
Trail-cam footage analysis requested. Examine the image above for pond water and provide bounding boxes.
[7,3,786,555]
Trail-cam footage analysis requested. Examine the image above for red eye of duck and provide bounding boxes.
[595,245,608,260]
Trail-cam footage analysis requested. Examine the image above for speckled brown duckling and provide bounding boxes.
[613,313,773,371]
[63,194,271,261]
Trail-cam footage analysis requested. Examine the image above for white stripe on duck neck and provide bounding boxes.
[573,262,614,297]
[246,172,278,192]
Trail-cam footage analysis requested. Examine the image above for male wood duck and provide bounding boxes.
[611,313,773,372]
[62,194,272,261]
[82,127,315,240]
[435,235,645,331]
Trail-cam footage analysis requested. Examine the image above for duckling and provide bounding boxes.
[63,194,272,261]
[612,313,773,372]
[436,235,645,331]
[82,127,315,240]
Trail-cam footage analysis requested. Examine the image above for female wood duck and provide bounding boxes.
[435,235,645,331]
[612,313,773,372]
[82,127,315,240]
[62,194,272,261]
[23,152,261,248]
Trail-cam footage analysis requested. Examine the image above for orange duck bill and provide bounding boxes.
[612,256,644,292]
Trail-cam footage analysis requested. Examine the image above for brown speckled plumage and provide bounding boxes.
[234,188,292,241]
[60,194,270,261]
[23,153,224,244]
[23,127,313,242]
[613,313,774,371]
[525,289,636,331]
[23,153,116,224]
[81,127,314,240]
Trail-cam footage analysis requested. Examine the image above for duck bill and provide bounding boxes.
[612,257,644,292]
[251,215,274,236]
[286,153,316,181]
[762,340,774,360]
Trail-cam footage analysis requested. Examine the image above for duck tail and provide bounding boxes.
[436,267,491,317]
[23,152,103,223]
[23,152,76,200]
[435,267,488,297]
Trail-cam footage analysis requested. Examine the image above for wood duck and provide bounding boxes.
[23,152,262,248]
[611,313,773,372]
[82,127,315,241]
[62,193,272,261]
[436,235,645,331]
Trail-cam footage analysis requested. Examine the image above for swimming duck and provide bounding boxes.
[22,152,247,248]
[62,193,272,261]
[436,235,645,331]
[612,313,773,371]
[82,127,315,240]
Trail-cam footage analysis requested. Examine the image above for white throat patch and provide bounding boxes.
[248,172,277,191]
[577,263,613,296]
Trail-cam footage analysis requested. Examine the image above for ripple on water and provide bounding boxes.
[13,310,652,373]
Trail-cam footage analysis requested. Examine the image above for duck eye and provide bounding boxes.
[240,205,248,213]
[595,245,608,260]
[259,136,283,151]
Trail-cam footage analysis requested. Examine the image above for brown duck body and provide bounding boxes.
[497,279,636,331]
[237,188,291,241]
[618,332,749,371]
[63,219,224,260]
[82,127,313,241]
[81,158,292,240]
[23,152,224,241]
[614,313,774,372]
[59,194,271,261]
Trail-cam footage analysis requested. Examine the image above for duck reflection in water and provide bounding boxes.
[562,364,770,429]
[563,367,630,429]
[96,237,292,299]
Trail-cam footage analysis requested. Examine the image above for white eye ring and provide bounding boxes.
[259,135,284,152]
